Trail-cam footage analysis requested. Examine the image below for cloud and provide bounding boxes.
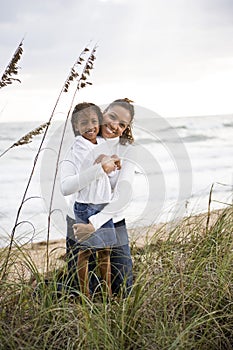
[1,0,233,121]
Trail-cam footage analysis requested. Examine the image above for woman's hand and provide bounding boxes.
[101,156,118,174]
[73,222,95,242]
[94,154,121,174]
[110,154,121,170]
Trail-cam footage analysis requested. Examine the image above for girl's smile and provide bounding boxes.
[75,111,100,144]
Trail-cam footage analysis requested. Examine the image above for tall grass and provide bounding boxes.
[0,43,97,279]
[0,206,233,349]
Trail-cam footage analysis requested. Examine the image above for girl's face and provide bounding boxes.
[101,105,131,139]
[75,110,100,144]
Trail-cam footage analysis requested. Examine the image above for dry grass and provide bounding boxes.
[129,208,224,247]
[2,206,223,283]
[1,206,233,349]
[0,43,98,280]
[0,39,23,89]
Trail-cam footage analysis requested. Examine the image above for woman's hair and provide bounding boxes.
[104,98,135,145]
[71,102,103,136]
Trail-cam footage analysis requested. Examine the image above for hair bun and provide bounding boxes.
[114,98,134,104]
[123,98,134,104]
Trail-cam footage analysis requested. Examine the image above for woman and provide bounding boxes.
[63,98,135,297]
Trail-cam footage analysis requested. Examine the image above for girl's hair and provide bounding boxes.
[104,98,135,145]
[71,102,103,136]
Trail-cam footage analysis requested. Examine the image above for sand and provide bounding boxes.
[1,208,225,281]
[20,208,224,273]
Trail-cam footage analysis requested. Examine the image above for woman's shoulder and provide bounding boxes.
[119,141,135,153]
[96,136,105,144]
[118,143,137,165]
[73,136,94,151]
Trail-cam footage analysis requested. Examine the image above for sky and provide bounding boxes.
[1,0,233,122]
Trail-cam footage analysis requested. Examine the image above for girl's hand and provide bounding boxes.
[94,154,107,164]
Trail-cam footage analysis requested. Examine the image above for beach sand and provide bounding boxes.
[0,207,226,284]
[8,208,222,278]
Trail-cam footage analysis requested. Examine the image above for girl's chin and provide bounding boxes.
[82,135,97,143]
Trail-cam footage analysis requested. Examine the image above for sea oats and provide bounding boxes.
[0,122,50,158]
[63,45,97,93]
[0,40,23,89]
[13,122,50,147]
[1,43,98,279]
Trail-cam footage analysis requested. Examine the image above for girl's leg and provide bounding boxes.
[98,248,112,297]
[77,249,92,298]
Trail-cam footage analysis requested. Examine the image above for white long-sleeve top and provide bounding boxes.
[60,136,136,231]
[60,135,113,204]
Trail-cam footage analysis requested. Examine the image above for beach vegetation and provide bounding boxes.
[0,40,24,89]
[0,206,233,349]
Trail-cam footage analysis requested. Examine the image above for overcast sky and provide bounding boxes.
[1,0,233,122]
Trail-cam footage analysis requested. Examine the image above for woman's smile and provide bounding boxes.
[101,105,131,139]
[102,124,117,136]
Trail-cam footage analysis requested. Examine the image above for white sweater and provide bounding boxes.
[60,136,112,203]
[60,136,135,230]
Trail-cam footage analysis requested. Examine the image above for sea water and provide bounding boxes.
[0,112,232,247]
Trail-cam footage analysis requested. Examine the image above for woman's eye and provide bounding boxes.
[109,114,116,120]
[120,123,126,129]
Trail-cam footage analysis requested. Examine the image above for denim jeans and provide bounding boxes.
[73,202,116,248]
[66,215,133,296]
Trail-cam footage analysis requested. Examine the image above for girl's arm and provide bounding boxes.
[60,147,120,196]
[60,147,105,196]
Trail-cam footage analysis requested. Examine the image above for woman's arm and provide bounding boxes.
[89,146,136,230]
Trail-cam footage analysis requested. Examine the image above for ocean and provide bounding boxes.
[0,110,232,247]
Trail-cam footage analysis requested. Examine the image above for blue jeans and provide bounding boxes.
[73,202,116,248]
[66,215,133,296]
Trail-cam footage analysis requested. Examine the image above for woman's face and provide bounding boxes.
[101,105,131,139]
